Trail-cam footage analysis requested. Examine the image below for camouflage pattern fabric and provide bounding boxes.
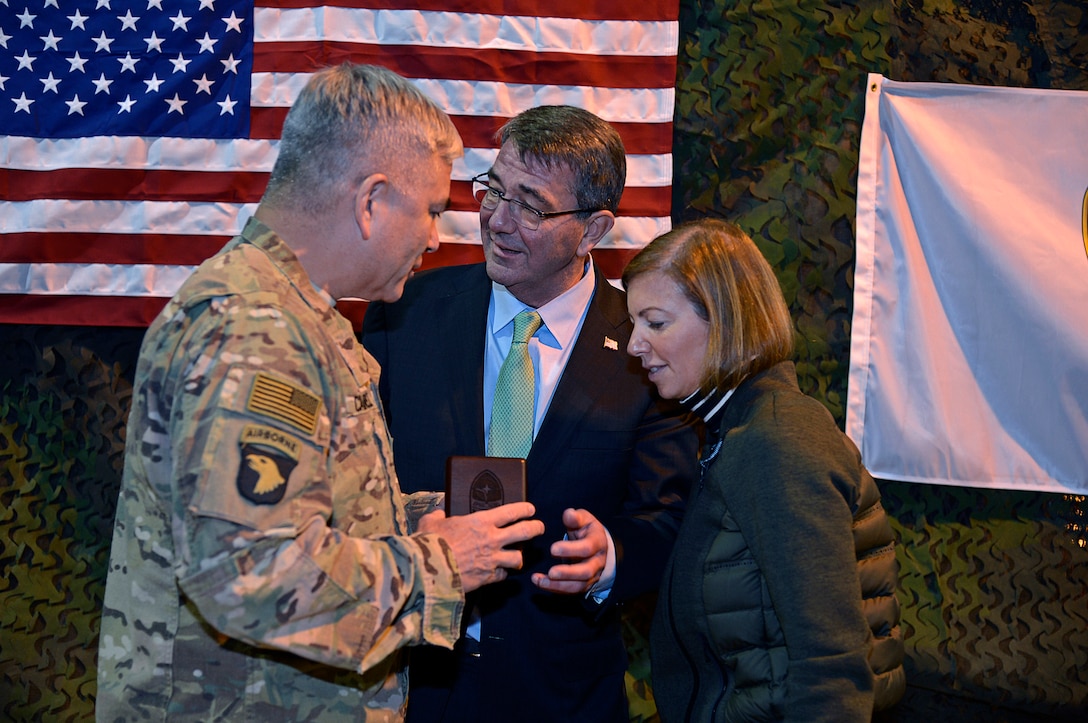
[4,2,1088,720]
[95,217,463,722]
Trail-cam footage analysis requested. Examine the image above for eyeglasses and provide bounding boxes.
[471,173,599,231]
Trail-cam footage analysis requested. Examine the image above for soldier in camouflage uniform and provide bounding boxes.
[96,63,543,722]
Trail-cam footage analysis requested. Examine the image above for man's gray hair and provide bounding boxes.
[263,63,463,213]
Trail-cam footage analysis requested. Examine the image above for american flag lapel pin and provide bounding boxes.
[603,336,618,351]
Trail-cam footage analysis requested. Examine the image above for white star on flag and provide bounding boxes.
[216,93,235,114]
[41,31,62,51]
[118,11,139,31]
[12,91,33,112]
[165,92,186,113]
[40,72,60,92]
[92,74,113,93]
[92,31,114,52]
[64,94,86,115]
[169,12,190,31]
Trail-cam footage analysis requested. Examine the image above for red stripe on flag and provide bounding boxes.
[0,248,639,329]
[1,237,638,279]
[0,294,173,327]
[0,233,231,265]
[0,169,268,204]
[251,109,674,155]
[254,43,676,90]
[0,173,669,217]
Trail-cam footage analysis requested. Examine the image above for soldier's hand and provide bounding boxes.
[419,502,543,593]
[530,508,608,595]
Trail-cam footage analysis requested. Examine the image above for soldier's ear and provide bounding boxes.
[355,173,388,240]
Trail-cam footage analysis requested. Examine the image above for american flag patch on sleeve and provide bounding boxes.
[246,372,321,435]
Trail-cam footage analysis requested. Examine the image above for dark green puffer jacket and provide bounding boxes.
[651,362,905,722]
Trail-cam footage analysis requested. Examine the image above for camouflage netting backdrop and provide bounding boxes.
[3,0,1088,720]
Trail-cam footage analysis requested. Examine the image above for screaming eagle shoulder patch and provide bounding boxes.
[237,423,301,505]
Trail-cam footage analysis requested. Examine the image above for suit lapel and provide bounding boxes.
[529,271,631,480]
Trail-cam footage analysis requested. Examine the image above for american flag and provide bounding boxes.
[0,0,679,328]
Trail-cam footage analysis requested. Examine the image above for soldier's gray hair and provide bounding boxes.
[263,63,462,213]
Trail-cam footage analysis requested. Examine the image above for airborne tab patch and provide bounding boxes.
[247,372,321,434]
[237,423,301,505]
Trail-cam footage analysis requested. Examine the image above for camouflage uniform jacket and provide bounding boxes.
[96,217,464,722]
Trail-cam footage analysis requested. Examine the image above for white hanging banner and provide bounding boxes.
[848,73,1088,494]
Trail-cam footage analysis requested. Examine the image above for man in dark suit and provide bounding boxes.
[361,105,699,723]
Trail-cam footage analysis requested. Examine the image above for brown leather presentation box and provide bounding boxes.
[445,455,527,516]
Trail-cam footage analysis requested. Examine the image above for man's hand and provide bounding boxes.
[419,502,544,593]
[530,508,608,595]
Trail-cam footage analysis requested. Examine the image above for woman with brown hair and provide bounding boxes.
[623,218,904,722]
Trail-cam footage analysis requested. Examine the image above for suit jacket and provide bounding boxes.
[362,262,699,722]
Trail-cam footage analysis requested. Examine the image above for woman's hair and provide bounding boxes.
[263,63,463,214]
[622,218,794,390]
[497,105,626,214]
